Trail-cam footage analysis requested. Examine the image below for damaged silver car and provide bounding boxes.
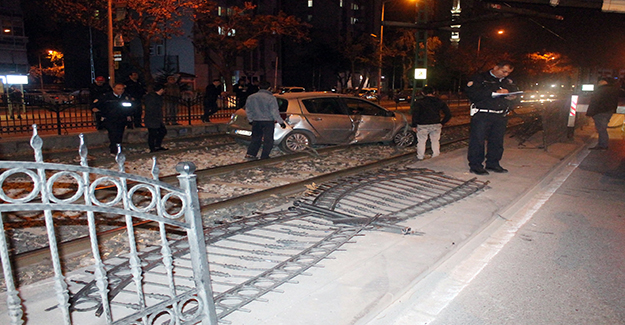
[227,92,416,153]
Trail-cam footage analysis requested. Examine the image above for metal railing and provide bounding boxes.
[0,94,237,136]
[0,126,218,324]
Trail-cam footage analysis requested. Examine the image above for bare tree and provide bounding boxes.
[47,0,195,85]
[193,2,309,92]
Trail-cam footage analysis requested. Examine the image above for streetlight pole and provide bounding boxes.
[107,0,115,87]
[477,30,503,60]
[38,54,44,90]
[410,0,428,109]
[377,2,386,103]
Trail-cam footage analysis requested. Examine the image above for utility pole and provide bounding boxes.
[107,0,115,86]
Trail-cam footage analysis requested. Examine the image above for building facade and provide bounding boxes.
[0,0,28,79]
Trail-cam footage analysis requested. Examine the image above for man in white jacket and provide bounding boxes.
[245,81,286,160]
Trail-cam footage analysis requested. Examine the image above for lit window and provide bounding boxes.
[218,7,233,16]
[307,15,313,22]
[351,3,359,10]
[218,27,236,36]
[339,0,343,7]
[351,17,358,24]
[308,0,313,7]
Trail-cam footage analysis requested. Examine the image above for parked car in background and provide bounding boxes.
[520,90,557,103]
[24,89,71,104]
[227,92,415,153]
[393,89,414,103]
[69,88,91,104]
[277,86,306,94]
[357,88,379,101]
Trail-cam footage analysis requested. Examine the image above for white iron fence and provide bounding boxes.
[0,125,217,324]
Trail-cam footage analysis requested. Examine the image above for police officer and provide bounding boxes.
[465,60,520,175]
[124,72,146,128]
[90,76,112,130]
[94,83,134,154]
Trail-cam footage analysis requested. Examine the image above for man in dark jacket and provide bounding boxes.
[202,79,222,122]
[144,84,168,153]
[586,77,619,150]
[93,83,134,154]
[234,77,249,109]
[411,86,452,160]
[124,72,146,128]
[465,60,520,175]
[90,76,112,130]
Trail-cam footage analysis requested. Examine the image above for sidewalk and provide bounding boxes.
[222,127,598,324]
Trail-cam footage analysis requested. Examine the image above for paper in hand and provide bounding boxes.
[492,91,524,97]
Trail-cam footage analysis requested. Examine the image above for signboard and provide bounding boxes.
[6,75,28,85]
[581,84,594,91]
[414,68,427,80]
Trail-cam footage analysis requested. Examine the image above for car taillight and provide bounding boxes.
[280,113,287,121]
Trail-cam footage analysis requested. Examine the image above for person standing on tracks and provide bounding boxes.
[586,77,619,150]
[144,84,169,153]
[245,81,286,160]
[124,72,146,128]
[90,76,112,130]
[465,60,520,175]
[411,86,452,160]
[94,83,134,154]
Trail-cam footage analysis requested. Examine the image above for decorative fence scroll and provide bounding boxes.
[0,125,217,324]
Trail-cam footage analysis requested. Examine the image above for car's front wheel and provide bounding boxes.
[280,131,312,153]
[392,129,416,147]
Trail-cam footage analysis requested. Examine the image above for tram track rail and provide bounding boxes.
[5,125,470,275]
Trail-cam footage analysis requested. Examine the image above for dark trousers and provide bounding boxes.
[203,103,218,121]
[592,112,612,148]
[133,101,143,127]
[468,113,507,169]
[105,120,126,154]
[247,121,275,159]
[148,124,167,151]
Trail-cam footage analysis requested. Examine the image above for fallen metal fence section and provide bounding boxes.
[0,126,217,324]
[296,167,489,224]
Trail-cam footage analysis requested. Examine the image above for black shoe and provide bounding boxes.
[156,147,169,151]
[244,154,258,160]
[486,166,508,173]
[470,167,490,175]
[135,124,144,128]
[588,146,608,150]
